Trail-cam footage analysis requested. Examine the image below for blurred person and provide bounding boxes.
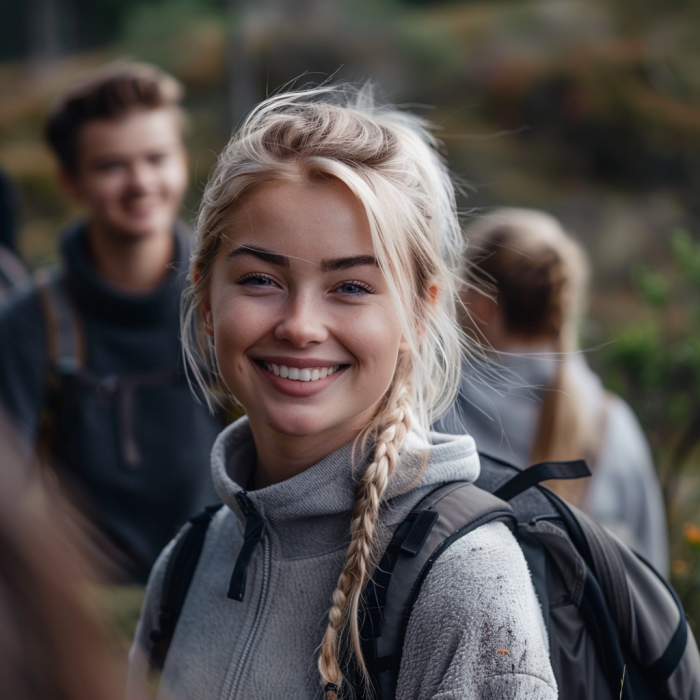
[0,63,221,584]
[0,167,29,299]
[438,207,669,574]
[0,405,131,700]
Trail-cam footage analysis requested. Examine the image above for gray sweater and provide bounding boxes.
[129,418,557,699]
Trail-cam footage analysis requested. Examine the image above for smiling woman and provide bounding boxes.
[128,85,558,700]
[202,177,408,480]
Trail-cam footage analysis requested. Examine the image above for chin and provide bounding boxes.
[263,410,338,439]
[117,220,166,239]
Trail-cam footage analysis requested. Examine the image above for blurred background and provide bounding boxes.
[3,0,700,634]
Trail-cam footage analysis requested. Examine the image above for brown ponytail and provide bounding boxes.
[466,209,593,506]
[530,344,590,506]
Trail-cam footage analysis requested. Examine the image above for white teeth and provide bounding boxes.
[262,362,342,382]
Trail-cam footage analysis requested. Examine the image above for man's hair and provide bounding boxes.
[45,62,185,173]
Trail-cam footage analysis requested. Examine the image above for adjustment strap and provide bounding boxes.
[645,579,688,681]
[494,460,591,502]
[400,510,439,556]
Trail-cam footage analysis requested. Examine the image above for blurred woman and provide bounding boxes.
[0,406,130,700]
[438,207,669,574]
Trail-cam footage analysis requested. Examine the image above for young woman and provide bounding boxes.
[128,88,557,699]
[438,208,668,574]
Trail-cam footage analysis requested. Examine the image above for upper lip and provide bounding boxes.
[252,356,349,369]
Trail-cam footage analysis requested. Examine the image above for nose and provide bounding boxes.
[274,288,328,348]
[126,162,154,195]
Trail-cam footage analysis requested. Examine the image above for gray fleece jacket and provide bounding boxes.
[128,418,557,700]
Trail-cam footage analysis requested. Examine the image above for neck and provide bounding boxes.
[248,412,375,489]
[86,222,175,294]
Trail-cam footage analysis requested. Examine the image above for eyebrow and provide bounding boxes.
[227,245,290,267]
[227,245,377,272]
[321,255,378,272]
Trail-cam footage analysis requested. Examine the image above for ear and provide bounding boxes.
[193,267,214,337]
[401,282,440,353]
[427,282,439,307]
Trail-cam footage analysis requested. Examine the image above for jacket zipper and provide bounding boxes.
[227,532,272,699]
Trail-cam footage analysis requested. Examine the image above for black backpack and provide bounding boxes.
[148,454,700,699]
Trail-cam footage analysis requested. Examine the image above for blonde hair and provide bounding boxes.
[466,208,594,503]
[181,84,468,697]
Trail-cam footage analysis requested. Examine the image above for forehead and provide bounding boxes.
[226,178,374,263]
[77,108,183,162]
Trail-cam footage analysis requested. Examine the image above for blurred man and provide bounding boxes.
[0,63,221,583]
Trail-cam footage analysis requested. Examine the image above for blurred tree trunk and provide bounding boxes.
[225,0,322,132]
[226,0,258,133]
[25,0,77,73]
[26,0,61,70]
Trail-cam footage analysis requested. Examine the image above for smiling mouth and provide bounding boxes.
[257,361,345,382]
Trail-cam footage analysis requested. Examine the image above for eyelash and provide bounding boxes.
[236,273,374,295]
[333,280,375,295]
[238,272,278,286]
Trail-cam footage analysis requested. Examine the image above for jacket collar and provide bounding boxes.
[212,417,480,539]
[60,219,193,327]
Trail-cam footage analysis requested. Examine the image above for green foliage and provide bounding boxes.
[603,230,700,402]
[672,229,700,287]
[598,229,700,633]
[120,0,223,74]
[631,266,670,308]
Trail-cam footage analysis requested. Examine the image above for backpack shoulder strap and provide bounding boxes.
[35,268,86,462]
[492,459,591,502]
[148,504,223,674]
[34,267,85,372]
[359,481,516,700]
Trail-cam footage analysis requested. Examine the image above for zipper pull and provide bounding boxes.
[228,491,266,601]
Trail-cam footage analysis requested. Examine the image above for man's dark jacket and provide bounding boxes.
[0,222,221,583]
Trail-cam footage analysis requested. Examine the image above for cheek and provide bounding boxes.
[162,159,188,197]
[342,305,404,377]
[83,176,123,208]
[210,292,276,371]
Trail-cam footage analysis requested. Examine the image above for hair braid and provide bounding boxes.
[319,373,413,699]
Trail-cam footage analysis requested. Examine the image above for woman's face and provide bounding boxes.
[204,177,407,442]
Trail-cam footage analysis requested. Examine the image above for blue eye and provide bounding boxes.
[336,282,372,295]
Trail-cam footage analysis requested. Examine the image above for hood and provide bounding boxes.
[211,416,480,530]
